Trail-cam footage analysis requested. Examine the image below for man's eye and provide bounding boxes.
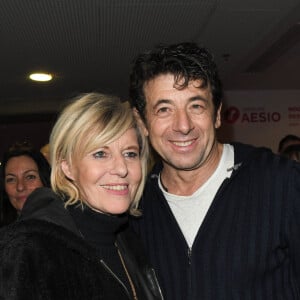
[93,151,106,159]
[155,106,171,115]
[158,107,168,112]
[190,103,205,114]
[192,104,201,109]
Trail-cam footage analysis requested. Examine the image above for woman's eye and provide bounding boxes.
[93,150,106,159]
[5,177,15,184]
[26,174,37,180]
[124,151,139,159]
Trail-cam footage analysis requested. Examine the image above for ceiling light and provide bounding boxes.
[29,73,53,82]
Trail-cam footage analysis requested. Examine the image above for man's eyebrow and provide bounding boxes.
[189,95,208,102]
[152,95,208,110]
[152,99,172,110]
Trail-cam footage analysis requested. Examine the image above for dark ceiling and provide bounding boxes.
[1,0,300,118]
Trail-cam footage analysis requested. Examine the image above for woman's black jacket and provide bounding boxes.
[0,187,163,300]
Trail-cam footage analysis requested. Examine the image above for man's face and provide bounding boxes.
[142,73,221,171]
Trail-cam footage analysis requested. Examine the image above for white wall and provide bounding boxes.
[218,90,300,153]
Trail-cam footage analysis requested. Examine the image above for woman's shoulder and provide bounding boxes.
[0,218,81,256]
[0,219,67,250]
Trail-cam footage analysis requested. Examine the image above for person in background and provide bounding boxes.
[0,93,163,300]
[129,42,300,300]
[0,141,51,226]
[281,143,300,162]
[278,134,300,154]
[40,143,51,163]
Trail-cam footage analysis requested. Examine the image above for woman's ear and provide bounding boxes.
[61,160,75,180]
[133,108,149,136]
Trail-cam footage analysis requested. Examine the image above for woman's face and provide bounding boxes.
[62,128,142,215]
[4,155,44,212]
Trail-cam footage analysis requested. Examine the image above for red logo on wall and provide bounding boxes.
[224,106,281,124]
[223,106,240,124]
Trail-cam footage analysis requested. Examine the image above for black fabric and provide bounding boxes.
[0,219,129,300]
[67,203,128,246]
[130,142,300,300]
[68,204,133,297]
[20,188,79,234]
[0,188,164,300]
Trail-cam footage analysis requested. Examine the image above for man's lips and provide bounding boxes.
[171,140,194,147]
[169,137,197,147]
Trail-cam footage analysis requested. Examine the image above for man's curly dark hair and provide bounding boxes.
[129,42,223,121]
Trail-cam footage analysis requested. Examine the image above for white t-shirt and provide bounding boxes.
[159,144,234,248]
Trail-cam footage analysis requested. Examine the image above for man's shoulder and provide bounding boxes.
[230,142,274,163]
[230,142,300,177]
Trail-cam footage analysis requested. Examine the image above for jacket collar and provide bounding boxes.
[148,142,272,180]
[19,187,80,236]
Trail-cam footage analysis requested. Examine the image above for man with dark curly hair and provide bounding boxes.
[129,42,300,300]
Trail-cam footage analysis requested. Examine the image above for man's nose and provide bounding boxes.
[172,109,194,134]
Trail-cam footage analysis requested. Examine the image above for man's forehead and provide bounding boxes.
[143,74,211,98]
[145,73,207,87]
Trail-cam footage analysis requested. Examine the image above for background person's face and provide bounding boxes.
[62,128,142,215]
[5,155,44,212]
[143,73,221,171]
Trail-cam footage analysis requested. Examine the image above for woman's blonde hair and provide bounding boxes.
[50,92,148,216]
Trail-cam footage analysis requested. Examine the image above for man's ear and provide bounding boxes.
[215,103,222,129]
[133,108,149,136]
[61,160,75,180]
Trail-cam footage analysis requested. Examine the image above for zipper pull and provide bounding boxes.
[188,247,192,265]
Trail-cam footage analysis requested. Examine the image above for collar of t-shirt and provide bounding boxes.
[158,143,234,248]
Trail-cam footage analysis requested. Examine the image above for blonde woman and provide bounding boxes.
[0,93,163,300]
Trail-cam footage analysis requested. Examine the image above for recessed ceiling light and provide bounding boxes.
[29,73,53,82]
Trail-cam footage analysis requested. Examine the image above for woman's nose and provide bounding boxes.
[110,156,128,177]
[16,179,25,192]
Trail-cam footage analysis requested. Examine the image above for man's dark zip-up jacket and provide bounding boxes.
[130,142,300,300]
[0,187,164,300]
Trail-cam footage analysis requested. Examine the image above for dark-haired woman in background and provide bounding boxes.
[0,142,51,226]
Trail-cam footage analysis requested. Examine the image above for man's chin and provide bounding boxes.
[164,159,201,171]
